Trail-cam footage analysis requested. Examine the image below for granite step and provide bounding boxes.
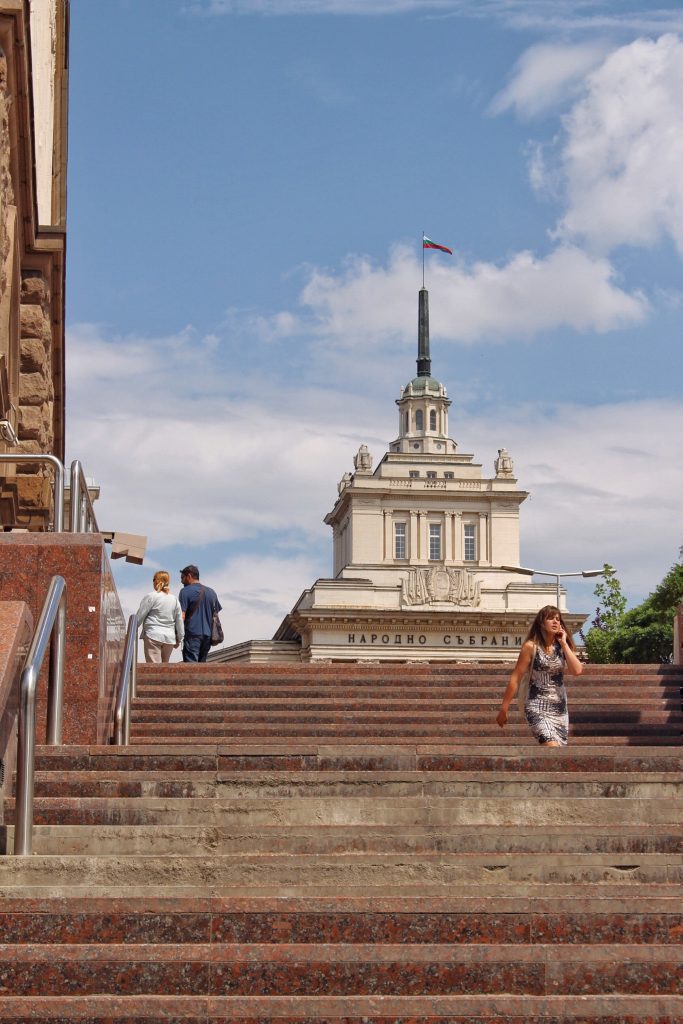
[123,732,683,746]
[2,893,682,944]
[0,942,681,996]
[128,718,682,736]
[0,992,681,1021]
[134,680,683,696]
[131,691,681,707]
[130,707,683,723]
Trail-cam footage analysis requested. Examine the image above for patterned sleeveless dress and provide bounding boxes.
[525,641,569,745]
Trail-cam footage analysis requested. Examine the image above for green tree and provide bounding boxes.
[582,564,626,664]
[610,562,683,664]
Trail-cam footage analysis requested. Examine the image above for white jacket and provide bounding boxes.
[137,591,184,645]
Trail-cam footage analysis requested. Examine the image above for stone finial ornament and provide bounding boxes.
[353,443,373,474]
[338,471,353,494]
[495,447,514,478]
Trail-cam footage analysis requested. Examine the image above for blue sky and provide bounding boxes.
[65,0,683,644]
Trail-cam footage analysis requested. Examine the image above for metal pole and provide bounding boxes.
[114,615,138,746]
[45,590,67,745]
[14,576,66,855]
[70,458,82,531]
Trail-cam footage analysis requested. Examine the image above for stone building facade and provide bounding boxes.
[213,288,586,664]
[0,0,68,529]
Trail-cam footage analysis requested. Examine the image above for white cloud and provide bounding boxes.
[66,323,385,550]
[283,244,646,346]
[189,0,459,13]
[538,34,683,255]
[459,399,683,602]
[490,42,609,119]
[188,0,683,33]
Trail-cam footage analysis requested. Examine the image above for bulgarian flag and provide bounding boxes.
[423,235,452,255]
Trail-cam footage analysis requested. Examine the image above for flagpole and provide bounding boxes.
[422,233,425,289]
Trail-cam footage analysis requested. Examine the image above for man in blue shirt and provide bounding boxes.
[178,565,222,663]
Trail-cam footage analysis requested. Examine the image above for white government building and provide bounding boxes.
[216,289,586,663]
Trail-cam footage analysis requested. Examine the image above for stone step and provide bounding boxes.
[0,850,682,889]
[31,744,683,772]
[124,733,683,749]
[0,942,681,996]
[0,992,681,1021]
[18,769,683,800]
[130,707,683,723]
[137,663,683,676]
[134,681,683,697]
[128,717,682,735]
[6,791,683,826]
[132,683,683,698]
[132,692,683,706]
[5,822,682,857]
[2,893,682,942]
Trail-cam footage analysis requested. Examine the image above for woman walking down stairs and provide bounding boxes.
[1,661,682,1021]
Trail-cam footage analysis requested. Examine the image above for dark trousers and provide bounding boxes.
[182,633,212,663]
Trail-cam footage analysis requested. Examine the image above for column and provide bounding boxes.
[409,510,418,562]
[444,512,453,562]
[452,512,462,561]
[478,514,488,563]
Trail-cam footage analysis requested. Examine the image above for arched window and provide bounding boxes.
[404,412,408,434]
[415,409,424,431]
[429,409,437,431]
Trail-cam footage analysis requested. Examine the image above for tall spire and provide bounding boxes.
[416,287,431,378]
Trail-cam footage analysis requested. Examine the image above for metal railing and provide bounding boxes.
[114,614,138,745]
[0,454,65,531]
[0,454,101,533]
[69,459,99,533]
[13,576,67,856]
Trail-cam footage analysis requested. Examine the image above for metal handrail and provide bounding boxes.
[69,459,99,533]
[0,454,64,531]
[114,614,138,745]
[13,575,67,855]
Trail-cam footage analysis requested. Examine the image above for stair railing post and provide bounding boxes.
[69,459,99,533]
[14,576,67,856]
[114,614,138,746]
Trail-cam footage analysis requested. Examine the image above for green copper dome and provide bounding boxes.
[404,375,443,395]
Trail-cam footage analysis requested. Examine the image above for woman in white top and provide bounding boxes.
[136,570,184,663]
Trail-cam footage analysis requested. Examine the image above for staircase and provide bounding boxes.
[1,661,681,1021]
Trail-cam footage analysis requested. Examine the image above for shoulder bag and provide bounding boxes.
[210,599,224,646]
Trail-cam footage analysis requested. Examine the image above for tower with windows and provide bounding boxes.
[324,286,525,579]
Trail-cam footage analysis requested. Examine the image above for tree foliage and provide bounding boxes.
[582,564,626,664]
[582,560,683,664]
[610,562,683,664]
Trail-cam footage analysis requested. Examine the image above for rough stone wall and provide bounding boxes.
[0,53,12,303]
[15,273,55,522]
[0,9,63,529]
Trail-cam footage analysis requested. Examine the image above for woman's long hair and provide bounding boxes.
[152,571,171,593]
[525,605,576,651]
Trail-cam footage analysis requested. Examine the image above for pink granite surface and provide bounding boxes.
[0,535,126,744]
[0,601,33,821]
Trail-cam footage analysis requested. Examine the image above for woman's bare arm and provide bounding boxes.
[497,640,534,728]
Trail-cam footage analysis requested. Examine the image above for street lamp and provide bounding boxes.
[501,565,605,610]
